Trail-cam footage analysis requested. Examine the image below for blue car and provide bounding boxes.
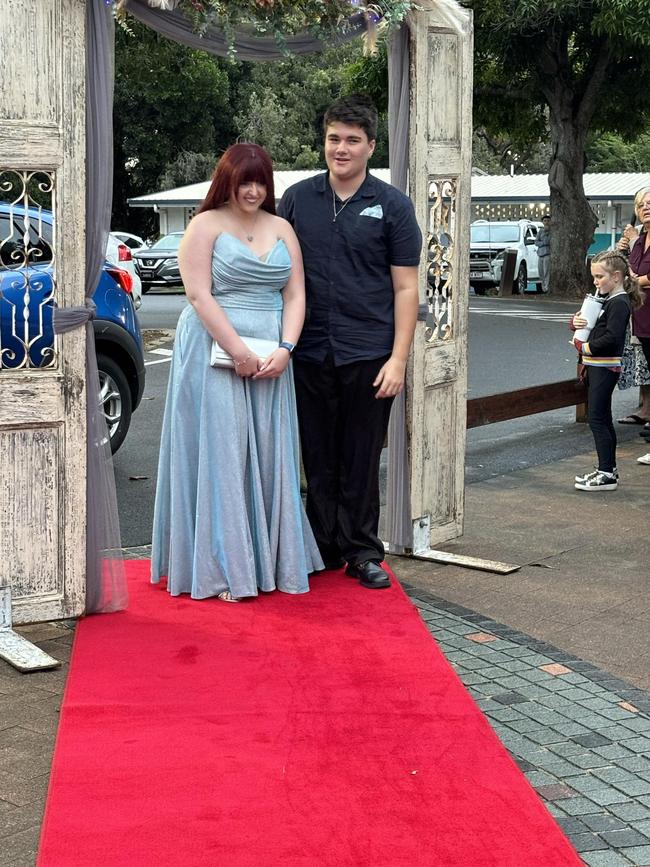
[0,203,145,453]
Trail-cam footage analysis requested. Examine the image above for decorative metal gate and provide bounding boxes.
[0,0,87,623]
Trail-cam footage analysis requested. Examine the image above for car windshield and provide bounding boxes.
[150,233,183,251]
[0,211,54,269]
[471,225,519,244]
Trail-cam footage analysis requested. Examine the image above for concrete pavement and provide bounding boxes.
[1,437,649,865]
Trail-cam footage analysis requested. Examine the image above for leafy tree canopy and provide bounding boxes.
[587,130,650,172]
[469,0,650,150]
[113,20,236,234]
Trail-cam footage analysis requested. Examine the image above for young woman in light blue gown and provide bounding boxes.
[151,144,323,601]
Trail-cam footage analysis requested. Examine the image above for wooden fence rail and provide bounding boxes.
[467,376,587,428]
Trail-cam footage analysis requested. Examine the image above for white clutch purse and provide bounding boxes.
[210,336,279,368]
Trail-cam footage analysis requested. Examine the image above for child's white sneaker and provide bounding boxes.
[575,467,619,484]
[574,470,618,491]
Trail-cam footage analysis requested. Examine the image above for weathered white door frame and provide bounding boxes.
[0,0,87,625]
[406,6,473,550]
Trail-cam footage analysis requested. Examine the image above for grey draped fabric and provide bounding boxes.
[53,302,127,614]
[52,0,127,614]
[388,24,410,193]
[124,0,367,60]
[385,23,413,552]
[86,1,115,301]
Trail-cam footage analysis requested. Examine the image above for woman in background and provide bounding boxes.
[617,187,650,429]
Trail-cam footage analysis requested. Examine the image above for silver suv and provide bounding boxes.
[469,219,543,295]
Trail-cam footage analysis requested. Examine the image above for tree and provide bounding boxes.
[232,42,387,170]
[587,130,650,172]
[113,21,239,236]
[473,129,552,175]
[468,0,650,298]
[158,151,217,191]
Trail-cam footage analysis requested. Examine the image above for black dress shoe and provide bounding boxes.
[345,560,390,589]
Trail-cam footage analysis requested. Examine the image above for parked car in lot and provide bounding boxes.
[111,231,146,252]
[469,219,543,295]
[0,204,145,453]
[106,232,142,309]
[133,231,183,294]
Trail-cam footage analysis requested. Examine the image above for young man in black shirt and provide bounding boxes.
[278,95,421,589]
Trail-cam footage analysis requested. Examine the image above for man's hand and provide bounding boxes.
[373,356,407,398]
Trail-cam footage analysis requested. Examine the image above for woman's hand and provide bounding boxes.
[253,348,291,379]
[233,353,261,378]
[617,225,639,252]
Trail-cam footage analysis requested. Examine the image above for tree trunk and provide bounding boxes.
[547,104,597,299]
[538,34,611,301]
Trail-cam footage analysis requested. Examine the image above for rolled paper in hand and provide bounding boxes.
[574,293,605,343]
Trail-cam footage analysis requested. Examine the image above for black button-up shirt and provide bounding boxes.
[278,171,422,365]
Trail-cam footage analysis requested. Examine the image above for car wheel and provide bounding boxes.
[141,283,152,295]
[97,353,132,454]
[515,263,527,294]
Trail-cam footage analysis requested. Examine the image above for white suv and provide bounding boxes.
[105,232,142,309]
[469,219,543,295]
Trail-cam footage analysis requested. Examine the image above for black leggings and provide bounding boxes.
[586,367,619,473]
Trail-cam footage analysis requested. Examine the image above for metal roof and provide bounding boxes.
[471,172,650,202]
[128,170,650,208]
[128,169,393,208]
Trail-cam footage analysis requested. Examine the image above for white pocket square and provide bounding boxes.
[359,204,383,219]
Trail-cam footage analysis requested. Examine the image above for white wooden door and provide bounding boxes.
[407,6,473,549]
[0,0,87,622]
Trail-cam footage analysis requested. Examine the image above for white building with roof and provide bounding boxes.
[128,170,650,253]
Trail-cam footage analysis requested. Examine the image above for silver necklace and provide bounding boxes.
[236,210,259,242]
[332,188,352,222]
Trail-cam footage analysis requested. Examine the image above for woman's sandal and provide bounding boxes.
[617,414,648,425]
[217,590,240,603]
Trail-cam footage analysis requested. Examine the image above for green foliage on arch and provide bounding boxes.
[117,1,415,46]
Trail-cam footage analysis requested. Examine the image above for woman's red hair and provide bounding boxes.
[197,143,276,215]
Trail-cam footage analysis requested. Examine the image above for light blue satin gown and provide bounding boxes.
[151,232,323,598]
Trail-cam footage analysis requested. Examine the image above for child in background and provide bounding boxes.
[572,251,644,491]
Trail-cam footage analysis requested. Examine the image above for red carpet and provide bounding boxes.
[39,561,580,866]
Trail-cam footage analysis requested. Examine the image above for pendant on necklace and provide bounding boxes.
[246,234,253,242]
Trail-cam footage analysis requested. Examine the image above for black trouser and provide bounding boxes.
[293,353,394,567]
[586,367,619,473]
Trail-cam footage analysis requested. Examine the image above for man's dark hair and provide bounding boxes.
[323,94,378,142]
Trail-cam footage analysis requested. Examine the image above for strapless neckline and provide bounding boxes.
[217,231,285,263]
